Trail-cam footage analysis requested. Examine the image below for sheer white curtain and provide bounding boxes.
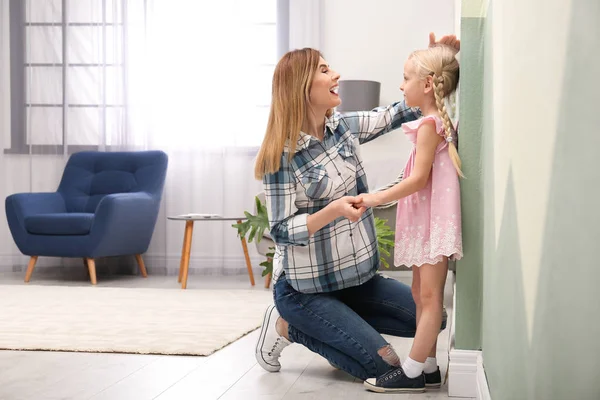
[288,0,321,50]
[0,0,277,275]
[138,0,272,275]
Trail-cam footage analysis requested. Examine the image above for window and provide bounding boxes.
[6,0,286,154]
[7,0,129,153]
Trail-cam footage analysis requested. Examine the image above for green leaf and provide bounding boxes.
[231,220,251,239]
[379,246,391,258]
[259,259,273,276]
[260,246,276,277]
[375,216,396,269]
[233,196,270,244]
[380,257,390,269]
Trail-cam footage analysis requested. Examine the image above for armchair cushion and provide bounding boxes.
[25,213,94,235]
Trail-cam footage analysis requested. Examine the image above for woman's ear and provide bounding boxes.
[424,75,434,94]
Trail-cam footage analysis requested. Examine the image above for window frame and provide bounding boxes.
[5,0,289,155]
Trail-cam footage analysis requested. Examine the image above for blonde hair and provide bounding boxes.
[254,48,333,180]
[410,45,462,177]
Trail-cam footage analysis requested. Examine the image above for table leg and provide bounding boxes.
[178,226,187,283]
[264,257,272,289]
[180,220,194,289]
[238,219,255,286]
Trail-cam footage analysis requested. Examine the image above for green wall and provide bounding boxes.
[458,0,600,398]
[454,2,485,351]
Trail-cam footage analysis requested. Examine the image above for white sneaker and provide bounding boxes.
[255,305,291,372]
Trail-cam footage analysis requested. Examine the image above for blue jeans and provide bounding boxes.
[274,273,444,380]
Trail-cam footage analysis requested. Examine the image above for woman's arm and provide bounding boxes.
[340,100,420,145]
[264,157,365,245]
[306,197,365,235]
[356,122,442,207]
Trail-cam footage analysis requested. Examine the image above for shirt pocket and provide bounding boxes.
[336,141,358,176]
[299,164,335,200]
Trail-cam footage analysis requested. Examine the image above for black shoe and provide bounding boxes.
[363,367,425,393]
[425,367,442,389]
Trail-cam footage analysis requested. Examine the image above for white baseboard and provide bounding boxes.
[448,350,492,399]
[476,353,492,400]
[448,275,492,399]
[448,348,492,400]
[448,348,479,398]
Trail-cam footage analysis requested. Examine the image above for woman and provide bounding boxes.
[254,34,459,391]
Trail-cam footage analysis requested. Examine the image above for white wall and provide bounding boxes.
[320,0,456,106]
[319,0,456,189]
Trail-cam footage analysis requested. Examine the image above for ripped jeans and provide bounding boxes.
[274,273,446,380]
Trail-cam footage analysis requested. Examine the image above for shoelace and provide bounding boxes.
[267,337,285,356]
[380,367,405,383]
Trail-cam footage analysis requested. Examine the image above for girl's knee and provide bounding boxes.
[420,287,442,307]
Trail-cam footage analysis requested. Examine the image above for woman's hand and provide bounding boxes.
[429,32,460,51]
[353,193,382,209]
[334,196,367,222]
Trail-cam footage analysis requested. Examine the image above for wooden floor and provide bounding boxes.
[0,271,466,400]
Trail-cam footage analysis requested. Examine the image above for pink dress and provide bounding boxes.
[394,115,463,268]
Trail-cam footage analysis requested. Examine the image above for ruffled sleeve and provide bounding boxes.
[401,115,445,144]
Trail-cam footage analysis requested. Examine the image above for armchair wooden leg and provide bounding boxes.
[24,256,38,283]
[85,258,97,285]
[135,254,148,277]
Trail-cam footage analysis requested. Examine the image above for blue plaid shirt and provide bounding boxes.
[264,101,420,293]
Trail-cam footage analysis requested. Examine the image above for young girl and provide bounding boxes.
[358,45,462,393]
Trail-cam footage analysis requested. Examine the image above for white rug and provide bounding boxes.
[0,285,273,356]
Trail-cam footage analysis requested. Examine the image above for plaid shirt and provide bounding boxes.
[264,101,420,293]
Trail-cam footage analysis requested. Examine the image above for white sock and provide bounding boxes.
[424,357,438,374]
[402,357,424,379]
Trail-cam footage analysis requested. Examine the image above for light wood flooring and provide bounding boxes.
[0,270,466,400]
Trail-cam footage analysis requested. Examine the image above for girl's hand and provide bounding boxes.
[354,193,381,209]
[334,196,367,223]
[429,32,460,52]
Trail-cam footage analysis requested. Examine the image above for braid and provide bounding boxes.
[433,74,464,178]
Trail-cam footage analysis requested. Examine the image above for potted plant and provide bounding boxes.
[233,196,396,277]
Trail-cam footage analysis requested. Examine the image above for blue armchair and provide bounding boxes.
[5,151,168,285]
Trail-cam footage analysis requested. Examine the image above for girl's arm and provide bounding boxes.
[339,100,420,145]
[370,169,404,209]
[356,121,443,207]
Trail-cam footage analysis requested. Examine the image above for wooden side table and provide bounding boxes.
[168,215,255,289]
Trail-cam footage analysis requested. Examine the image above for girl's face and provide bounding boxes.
[309,57,341,112]
[400,58,432,108]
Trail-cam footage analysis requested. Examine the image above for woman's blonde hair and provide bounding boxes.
[410,45,462,177]
[254,48,333,180]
